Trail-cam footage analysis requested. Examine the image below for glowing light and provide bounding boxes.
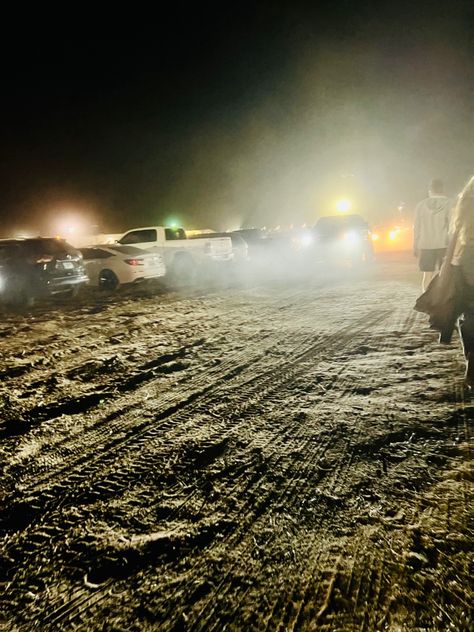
[389,229,400,241]
[165,217,180,228]
[336,198,352,214]
[371,233,380,241]
[55,213,86,242]
[300,233,313,247]
[343,230,359,245]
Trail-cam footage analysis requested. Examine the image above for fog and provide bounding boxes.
[1,5,473,238]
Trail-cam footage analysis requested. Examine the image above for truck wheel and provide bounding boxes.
[99,269,120,292]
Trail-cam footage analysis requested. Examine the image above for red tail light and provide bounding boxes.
[124,258,144,266]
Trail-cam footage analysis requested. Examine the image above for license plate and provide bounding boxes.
[62,261,74,269]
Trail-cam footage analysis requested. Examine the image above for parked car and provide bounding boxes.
[0,237,88,306]
[311,214,374,263]
[80,244,166,291]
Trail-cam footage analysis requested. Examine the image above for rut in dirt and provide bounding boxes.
[1,275,471,632]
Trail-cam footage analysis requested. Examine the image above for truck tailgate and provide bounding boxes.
[207,237,232,259]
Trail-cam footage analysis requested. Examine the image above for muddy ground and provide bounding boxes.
[0,254,472,631]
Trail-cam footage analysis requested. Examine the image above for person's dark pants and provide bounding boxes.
[459,266,474,357]
[460,312,474,357]
[419,248,447,272]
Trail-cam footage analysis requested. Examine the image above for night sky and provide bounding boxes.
[1,2,473,236]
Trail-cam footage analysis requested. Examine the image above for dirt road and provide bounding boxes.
[0,256,472,631]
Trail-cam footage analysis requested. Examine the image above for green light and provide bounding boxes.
[165,217,180,228]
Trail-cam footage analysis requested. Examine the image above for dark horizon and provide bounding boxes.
[1,2,473,237]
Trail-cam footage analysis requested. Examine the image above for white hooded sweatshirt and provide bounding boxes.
[413,195,452,250]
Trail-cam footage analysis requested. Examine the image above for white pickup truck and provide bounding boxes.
[117,226,233,280]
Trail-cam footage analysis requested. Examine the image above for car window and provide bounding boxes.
[164,228,186,241]
[119,229,157,244]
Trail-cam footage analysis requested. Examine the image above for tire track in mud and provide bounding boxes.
[257,328,469,631]
[360,348,472,631]
[152,308,424,630]
[0,284,315,388]
[1,309,391,613]
[25,307,405,629]
[188,419,369,631]
[1,341,201,435]
[8,329,308,486]
[4,308,388,520]
[5,280,467,630]
[26,385,345,628]
[4,282,359,489]
[3,298,420,632]
[0,284,321,444]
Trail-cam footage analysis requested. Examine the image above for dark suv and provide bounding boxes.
[0,238,88,306]
[312,214,374,263]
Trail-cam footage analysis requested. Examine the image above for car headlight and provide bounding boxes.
[343,230,360,245]
[389,229,400,241]
[299,233,314,247]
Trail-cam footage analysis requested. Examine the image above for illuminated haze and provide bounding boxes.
[0,4,473,237]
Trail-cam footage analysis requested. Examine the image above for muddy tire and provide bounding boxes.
[99,269,120,292]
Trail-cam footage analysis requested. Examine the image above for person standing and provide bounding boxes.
[414,178,452,291]
[451,176,474,386]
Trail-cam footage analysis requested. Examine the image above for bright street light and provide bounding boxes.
[336,198,352,214]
